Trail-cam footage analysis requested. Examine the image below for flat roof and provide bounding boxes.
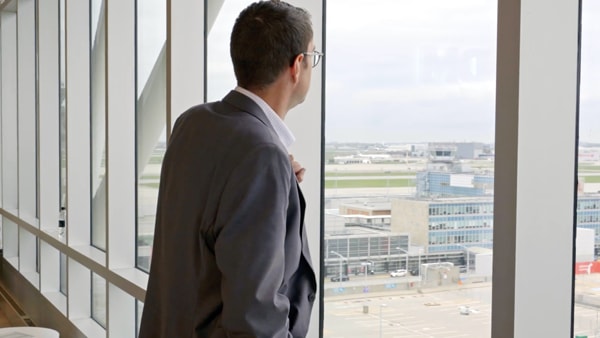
[340,202,391,211]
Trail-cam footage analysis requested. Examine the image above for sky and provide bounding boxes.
[143,0,599,144]
[579,0,600,145]
[324,0,497,143]
[325,0,600,144]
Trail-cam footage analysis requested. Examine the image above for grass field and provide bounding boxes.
[579,164,600,172]
[581,176,600,183]
[140,155,600,189]
[324,171,416,177]
[143,176,600,189]
[324,178,414,189]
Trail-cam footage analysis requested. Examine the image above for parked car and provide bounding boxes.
[390,269,407,277]
[330,274,350,282]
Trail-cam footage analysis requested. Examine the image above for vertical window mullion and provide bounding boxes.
[38,0,65,315]
[493,0,580,337]
[1,11,19,213]
[106,0,136,270]
[65,0,93,327]
[38,0,60,232]
[281,1,324,336]
[17,0,37,221]
[105,0,137,332]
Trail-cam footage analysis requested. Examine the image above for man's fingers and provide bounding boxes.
[295,168,306,183]
[289,154,305,182]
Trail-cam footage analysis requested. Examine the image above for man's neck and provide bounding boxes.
[244,79,292,120]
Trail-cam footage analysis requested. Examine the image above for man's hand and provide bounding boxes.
[289,154,306,183]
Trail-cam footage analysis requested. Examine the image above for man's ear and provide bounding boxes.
[291,53,304,83]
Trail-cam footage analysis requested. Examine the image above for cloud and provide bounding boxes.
[325,0,497,143]
[324,0,600,144]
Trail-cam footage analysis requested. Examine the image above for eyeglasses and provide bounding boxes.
[303,50,324,68]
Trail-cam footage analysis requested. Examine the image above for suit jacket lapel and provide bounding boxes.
[298,183,314,268]
[298,182,306,227]
[225,90,315,276]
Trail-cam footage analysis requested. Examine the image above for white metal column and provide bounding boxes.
[37,0,60,233]
[105,0,136,334]
[37,0,65,313]
[65,0,99,335]
[1,11,18,213]
[106,0,135,270]
[492,0,579,337]
[16,0,36,220]
[286,1,324,336]
[1,9,19,266]
[65,0,91,246]
[15,0,39,296]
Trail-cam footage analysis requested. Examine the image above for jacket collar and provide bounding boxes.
[222,90,274,130]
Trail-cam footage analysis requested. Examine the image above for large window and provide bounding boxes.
[324,0,497,336]
[59,0,68,296]
[206,0,241,101]
[0,0,588,337]
[60,0,66,213]
[135,0,167,272]
[92,272,107,328]
[90,0,107,251]
[573,1,600,336]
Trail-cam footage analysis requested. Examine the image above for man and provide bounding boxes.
[138,1,322,337]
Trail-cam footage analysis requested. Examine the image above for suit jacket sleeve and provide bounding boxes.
[214,142,294,337]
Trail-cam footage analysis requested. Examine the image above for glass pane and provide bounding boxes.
[206,0,248,101]
[136,300,144,336]
[136,0,166,272]
[60,252,67,295]
[324,0,496,337]
[90,0,107,250]
[91,272,106,328]
[573,1,600,336]
[59,0,66,215]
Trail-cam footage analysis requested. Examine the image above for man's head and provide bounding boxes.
[231,0,314,91]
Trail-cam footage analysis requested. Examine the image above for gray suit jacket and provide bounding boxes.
[139,91,317,338]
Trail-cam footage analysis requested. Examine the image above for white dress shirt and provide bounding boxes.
[234,86,295,150]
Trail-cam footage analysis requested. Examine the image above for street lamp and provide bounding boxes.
[396,247,409,271]
[417,248,423,277]
[330,250,345,282]
[417,248,423,288]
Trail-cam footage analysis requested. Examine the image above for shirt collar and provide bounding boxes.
[234,86,295,150]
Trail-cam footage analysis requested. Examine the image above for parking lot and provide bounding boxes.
[324,284,491,338]
[323,274,600,337]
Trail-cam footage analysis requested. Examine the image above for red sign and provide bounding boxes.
[575,261,600,274]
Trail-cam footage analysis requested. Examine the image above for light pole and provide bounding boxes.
[417,248,423,288]
[330,250,345,282]
[417,248,422,277]
[396,247,409,271]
